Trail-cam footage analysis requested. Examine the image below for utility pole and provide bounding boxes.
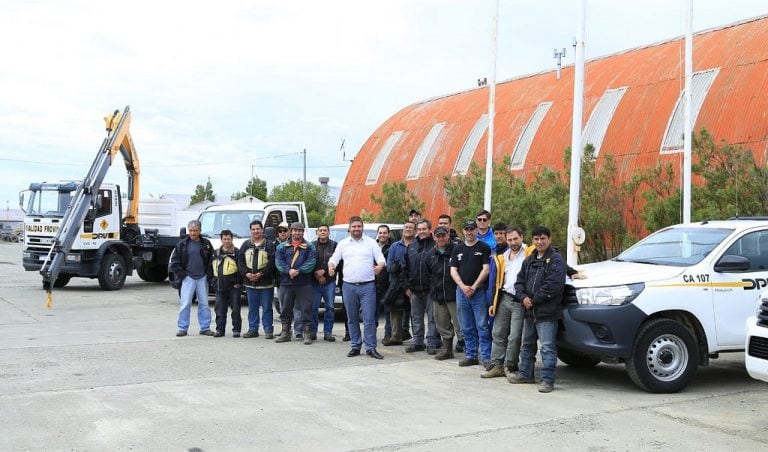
[683,0,693,223]
[483,0,499,212]
[567,0,586,266]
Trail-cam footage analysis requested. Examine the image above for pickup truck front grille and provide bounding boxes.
[748,335,768,360]
[758,298,768,328]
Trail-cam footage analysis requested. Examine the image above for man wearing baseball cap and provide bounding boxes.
[274,222,317,344]
[450,219,493,368]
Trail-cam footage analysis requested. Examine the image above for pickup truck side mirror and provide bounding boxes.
[179,227,187,238]
[714,254,751,273]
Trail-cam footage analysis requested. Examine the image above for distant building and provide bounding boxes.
[336,15,768,224]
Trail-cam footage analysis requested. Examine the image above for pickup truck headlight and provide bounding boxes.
[575,282,645,305]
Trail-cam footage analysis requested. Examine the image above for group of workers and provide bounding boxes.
[169,208,575,393]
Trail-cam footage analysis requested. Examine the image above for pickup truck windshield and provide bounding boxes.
[198,210,264,239]
[616,227,733,267]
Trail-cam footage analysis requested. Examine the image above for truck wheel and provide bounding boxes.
[53,274,72,288]
[98,253,127,290]
[558,347,601,368]
[626,318,698,393]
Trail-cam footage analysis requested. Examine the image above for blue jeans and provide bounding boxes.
[342,281,377,352]
[246,286,274,334]
[312,281,336,335]
[456,287,491,360]
[518,318,558,384]
[178,276,211,332]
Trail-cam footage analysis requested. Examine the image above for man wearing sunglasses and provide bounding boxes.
[475,210,496,250]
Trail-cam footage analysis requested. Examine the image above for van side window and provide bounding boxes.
[722,231,768,271]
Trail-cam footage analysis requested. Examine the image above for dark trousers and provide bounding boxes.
[279,284,313,331]
[215,286,242,334]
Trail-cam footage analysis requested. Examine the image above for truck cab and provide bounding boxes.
[560,219,768,393]
[22,182,126,289]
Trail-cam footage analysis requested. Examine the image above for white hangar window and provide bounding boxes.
[453,114,489,175]
[582,87,627,158]
[407,123,445,180]
[510,102,552,170]
[660,68,720,154]
[366,131,404,185]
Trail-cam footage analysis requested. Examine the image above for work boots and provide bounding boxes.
[303,327,312,345]
[275,324,292,343]
[434,338,454,361]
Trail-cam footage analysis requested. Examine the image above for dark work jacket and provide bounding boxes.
[514,247,566,322]
[405,235,436,293]
[312,238,337,285]
[169,235,214,288]
[275,239,317,286]
[427,242,457,304]
[238,239,277,288]
[212,246,241,292]
[375,240,392,292]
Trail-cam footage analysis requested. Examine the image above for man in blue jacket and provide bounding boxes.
[274,222,317,344]
[509,225,566,393]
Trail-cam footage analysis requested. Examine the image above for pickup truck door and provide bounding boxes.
[711,229,768,346]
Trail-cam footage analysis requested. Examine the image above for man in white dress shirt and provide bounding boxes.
[328,216,386,359]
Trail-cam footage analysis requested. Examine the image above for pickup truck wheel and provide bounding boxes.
[53,274,72,288]
[558,347,601,368]
[98,254,127,290]
[626,318,698,393]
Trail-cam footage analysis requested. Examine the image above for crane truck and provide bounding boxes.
[20,106,179,300]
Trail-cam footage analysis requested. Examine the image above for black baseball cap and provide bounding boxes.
[462,220,477,230]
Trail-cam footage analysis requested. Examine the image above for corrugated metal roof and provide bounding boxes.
[365,131,404,185]
[407,123,445,180]
[453,114,489,175]
[338,15,768,223]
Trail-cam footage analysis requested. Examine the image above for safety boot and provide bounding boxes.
[434,339,454,361]
[303,327,312,345]
[274,324,292,343]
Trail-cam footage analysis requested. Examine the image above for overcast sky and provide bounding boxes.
[1,0,766,214]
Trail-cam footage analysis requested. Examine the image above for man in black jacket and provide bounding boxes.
[509,225,566,393]
[169,220,214,337]
[428,226,460,360]
[404,219,440,354]
[311,224,338,342]
[212,229,242,337]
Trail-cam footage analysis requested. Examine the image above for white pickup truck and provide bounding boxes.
[560,219,768,393]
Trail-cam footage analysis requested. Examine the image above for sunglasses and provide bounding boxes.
[277,228,288,233]
[476,217,488,222]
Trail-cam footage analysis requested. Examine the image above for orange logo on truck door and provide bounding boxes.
[100,219,109,230]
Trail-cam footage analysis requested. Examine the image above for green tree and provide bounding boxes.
[369,182,425,223]
[268,179,334,227]
[190,178,215,205]
[232,176,268,201]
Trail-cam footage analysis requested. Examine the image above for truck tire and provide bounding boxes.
[137,264,168,282]
[558,347,601,368]
[626,318,698,393]
[53,274,72,288]
[98,253,127,291]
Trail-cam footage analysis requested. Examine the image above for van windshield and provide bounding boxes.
[198,210,264,239]
[615,227,733,267]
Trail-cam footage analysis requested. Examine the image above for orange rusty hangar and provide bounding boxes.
[335,14,768,224]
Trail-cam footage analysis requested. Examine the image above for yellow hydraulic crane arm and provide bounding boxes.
[104,109,140,225]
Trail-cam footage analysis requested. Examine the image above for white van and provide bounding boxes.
[560,219,768,393]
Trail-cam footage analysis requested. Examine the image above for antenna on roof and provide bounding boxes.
[341,138,354,163]
[554,47,566,80]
